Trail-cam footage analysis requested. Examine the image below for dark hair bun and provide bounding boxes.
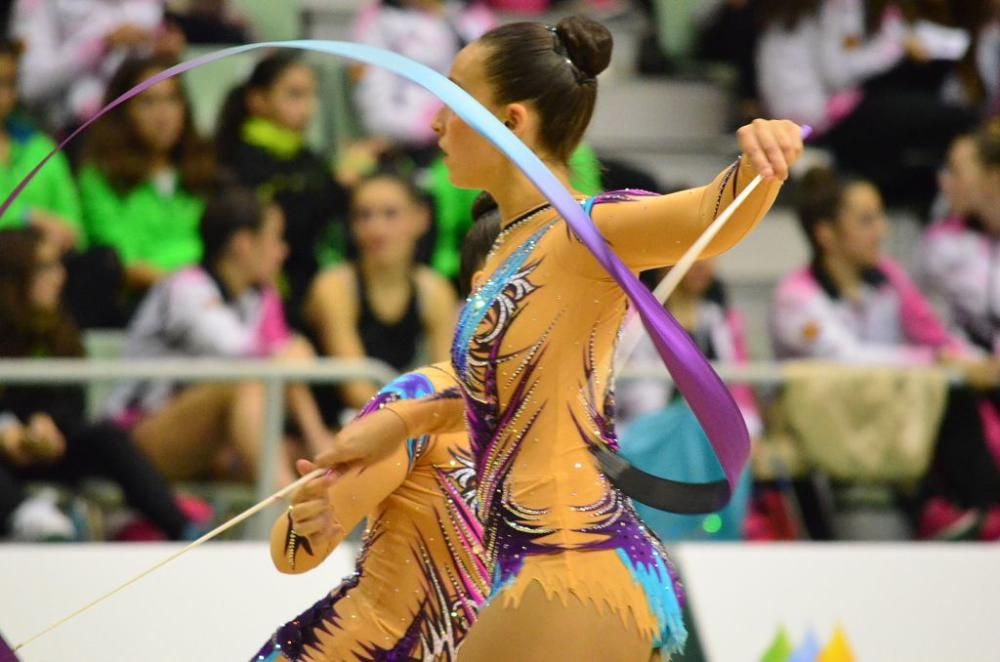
[556,15,613,78]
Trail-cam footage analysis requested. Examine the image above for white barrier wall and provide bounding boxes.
[2,543,999,661]
[677,543,1000,662]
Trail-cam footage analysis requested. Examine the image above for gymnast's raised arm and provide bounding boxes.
[587,119,803,272]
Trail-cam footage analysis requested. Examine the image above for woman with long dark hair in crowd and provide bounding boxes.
[79,55,215,304]
[773,165,1000,541]
[0,228,208,541]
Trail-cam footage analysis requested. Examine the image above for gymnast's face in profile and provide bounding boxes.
[433,43,537,191]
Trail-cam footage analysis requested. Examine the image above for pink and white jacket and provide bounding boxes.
[351,1,495,147]
[12,0,164,129]
[105,266,291,418]
[918,216,1000,354]
[619,291,763,439]
[771,258,963,365]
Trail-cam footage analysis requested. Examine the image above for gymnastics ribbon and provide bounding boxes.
[0,40,746,511]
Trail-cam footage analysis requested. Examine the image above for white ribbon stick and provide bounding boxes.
[14,468,326,652]
[615,173,764,365]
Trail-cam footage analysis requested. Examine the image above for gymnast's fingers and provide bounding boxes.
[314,436,363,470]
[291,474,332,505]
[296,458,319,477]
[752,119,789,181]
[315,409,408,471]
[737,122,772,179]
[777,120,805,170]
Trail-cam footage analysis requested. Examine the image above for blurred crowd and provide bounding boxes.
[0,0,997,544]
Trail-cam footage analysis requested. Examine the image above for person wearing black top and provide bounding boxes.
[305,173,457,425]
[216,52,350,328]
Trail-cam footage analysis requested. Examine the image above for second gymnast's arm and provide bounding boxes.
[269,443,411,574]
[312,389,467,473]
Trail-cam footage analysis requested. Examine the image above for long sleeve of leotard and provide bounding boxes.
[381,387,467,438]
[270,441,412,574]
[584,157,782,274]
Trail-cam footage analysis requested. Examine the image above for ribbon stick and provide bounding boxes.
[614,173,766,366]
[616,127,812,365]
[12,469,324,653]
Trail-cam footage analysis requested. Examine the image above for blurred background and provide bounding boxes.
[0,1,998,659]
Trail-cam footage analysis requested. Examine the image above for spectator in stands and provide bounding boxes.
[772,165,1000,540]
[305,172,456,423]
[105,187,332,487]
[216,52,350,328]
[0,227,209,541]
[756,0,978,210]
[771,166,966,364]
[0,36,129,330]
[351,0,495,167]
[79,55,215,305]
[0,38,80,253]
[919,125,1000,355]
[10,0,184,135]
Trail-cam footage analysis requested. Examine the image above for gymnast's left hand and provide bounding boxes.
[737,119,804,182]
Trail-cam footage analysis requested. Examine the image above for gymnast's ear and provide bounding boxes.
[503,103,529,133]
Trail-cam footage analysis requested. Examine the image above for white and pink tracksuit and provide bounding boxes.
[12,0,165,129]
[105,266,291,420]
[770,257,963,364]
[918,216,1000,354]
[772,256,1000,473]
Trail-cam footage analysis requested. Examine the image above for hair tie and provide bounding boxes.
[545,25,596,85]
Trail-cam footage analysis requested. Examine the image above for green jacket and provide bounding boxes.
[79,166,204,271]
[0,124,81,234]
[426,143,604,279]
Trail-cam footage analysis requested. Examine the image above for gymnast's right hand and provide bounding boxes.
[312,409,409,477]
[287,461,342,546]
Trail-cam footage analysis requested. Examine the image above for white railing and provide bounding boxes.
[0,358,964,538]
[0,357,397,538]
